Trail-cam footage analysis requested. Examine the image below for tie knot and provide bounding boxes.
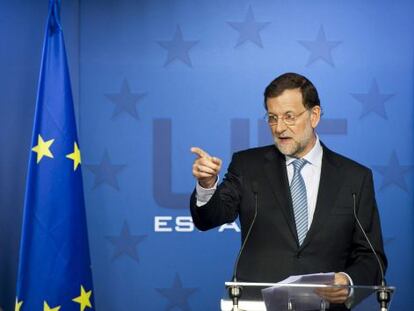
[292,158,307,173]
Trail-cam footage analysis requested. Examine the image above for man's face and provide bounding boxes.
[266,88,321,158]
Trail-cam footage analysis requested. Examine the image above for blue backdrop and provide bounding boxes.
[1,0,413,310]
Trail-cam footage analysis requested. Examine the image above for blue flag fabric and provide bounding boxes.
[15,1,94,310]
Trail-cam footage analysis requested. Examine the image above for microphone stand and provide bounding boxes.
[352,193,392,311]
[377,280,391,311]
[228,280,242,311]
[230,183,259,311]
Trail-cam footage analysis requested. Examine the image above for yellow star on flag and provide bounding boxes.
[15,298,23,311]
[66,141,82,171]
[43,301,61,311]
[32,134,54,163]
[72,285,92,311]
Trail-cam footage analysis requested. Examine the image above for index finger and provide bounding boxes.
[190,147,210,158]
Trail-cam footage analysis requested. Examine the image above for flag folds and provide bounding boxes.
[16,1,94,310]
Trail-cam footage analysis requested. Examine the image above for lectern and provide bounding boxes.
[221,282,395,311]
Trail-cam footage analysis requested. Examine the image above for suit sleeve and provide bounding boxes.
[190,152,243,231]
[345,169,387,286]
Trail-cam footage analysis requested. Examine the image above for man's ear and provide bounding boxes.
[310,106,321,129]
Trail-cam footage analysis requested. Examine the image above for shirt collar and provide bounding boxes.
[285,135,323,167]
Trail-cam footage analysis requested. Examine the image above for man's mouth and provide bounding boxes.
[278,137,291,142]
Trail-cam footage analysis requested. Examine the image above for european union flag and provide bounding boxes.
[15,1,94,310]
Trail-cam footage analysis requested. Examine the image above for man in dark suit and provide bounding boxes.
[190,72,387,306]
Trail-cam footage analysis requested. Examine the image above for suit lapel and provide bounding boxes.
[263,148,298,242]
[301,145,343,248]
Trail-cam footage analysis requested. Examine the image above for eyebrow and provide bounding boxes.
[268,110,295,115]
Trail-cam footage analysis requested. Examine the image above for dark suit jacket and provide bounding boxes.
[190,144,387,303]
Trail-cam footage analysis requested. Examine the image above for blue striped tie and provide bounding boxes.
[291,159,308,246]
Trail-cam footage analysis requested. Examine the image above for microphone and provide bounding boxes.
[352,193,390,310]
[229,181,259,310]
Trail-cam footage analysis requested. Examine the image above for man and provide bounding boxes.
[190,72,387,307]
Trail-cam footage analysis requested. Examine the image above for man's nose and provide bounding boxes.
[274,120,287,133]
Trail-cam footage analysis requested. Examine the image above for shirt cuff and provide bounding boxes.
[195,178,219,207]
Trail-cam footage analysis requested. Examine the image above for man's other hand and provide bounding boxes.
[315,272,350,304]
